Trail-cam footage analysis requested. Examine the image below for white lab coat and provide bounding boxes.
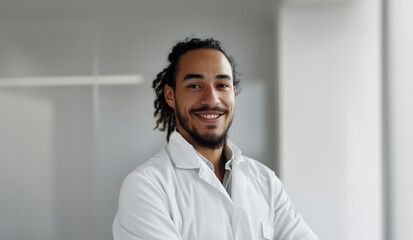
[113,132,318,240]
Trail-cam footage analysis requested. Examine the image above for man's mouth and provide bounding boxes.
[193,110,225,123]
[197,114,220,119]
[190,107,228,123]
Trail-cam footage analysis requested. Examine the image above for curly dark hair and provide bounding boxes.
[152,37,240,141]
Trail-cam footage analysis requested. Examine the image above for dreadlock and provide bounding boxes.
[152,37,240,141]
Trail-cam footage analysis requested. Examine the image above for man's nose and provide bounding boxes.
[200,86,220,106]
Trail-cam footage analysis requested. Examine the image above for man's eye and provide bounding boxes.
[218,84,230,88]
[188,84,201,89]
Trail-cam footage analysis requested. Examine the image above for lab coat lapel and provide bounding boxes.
[197,162,233,204]
[227,140,248,210]
[230,156,250,238]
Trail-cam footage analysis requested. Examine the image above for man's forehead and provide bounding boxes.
[177,49,232,73]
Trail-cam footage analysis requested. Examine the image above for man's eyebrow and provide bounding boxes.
[183,73,232,81]
[216,74,232,80]
[183,74,204,81]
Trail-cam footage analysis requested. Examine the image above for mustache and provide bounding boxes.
[190,106,229,114]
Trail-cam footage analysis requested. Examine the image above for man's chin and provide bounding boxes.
[199,132,225,141]
[201,134,222,142]
[191,131,228,150]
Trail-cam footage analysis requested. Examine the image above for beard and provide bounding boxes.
[175,102,233,150]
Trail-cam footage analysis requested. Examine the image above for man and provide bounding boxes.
[113,38,318,239]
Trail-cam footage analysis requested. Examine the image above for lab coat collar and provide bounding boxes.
[167,131,243,169]
[226,139,243,163]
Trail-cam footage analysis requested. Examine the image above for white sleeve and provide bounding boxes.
[113,172,182,240]
[272,174,320,240]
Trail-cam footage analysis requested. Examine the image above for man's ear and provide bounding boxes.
[164,84,175,109]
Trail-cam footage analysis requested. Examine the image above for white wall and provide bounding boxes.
[0,90,57,240]
[278,1,383,239]
[0,1,275,239]
[388,1,413,239]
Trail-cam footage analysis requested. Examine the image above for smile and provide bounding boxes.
[193,111,224,123]
[199,114,219,119]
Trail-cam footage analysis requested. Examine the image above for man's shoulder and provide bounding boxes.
[117,148,176,210]
[240,155,273,173]
[227,140,277,180]
[123,147,173,186]
[238,155,281,185]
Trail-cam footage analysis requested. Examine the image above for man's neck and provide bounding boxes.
[195,145,226,183]
[176,129,226,165]
[195,145,224,167]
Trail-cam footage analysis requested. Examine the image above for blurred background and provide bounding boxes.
[0,0,411,239]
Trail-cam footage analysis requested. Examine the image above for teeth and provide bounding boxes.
[200,114,219,119]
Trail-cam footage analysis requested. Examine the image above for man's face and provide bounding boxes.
[164,49,235,149]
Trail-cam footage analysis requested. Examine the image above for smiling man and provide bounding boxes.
[113,38,318,240]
